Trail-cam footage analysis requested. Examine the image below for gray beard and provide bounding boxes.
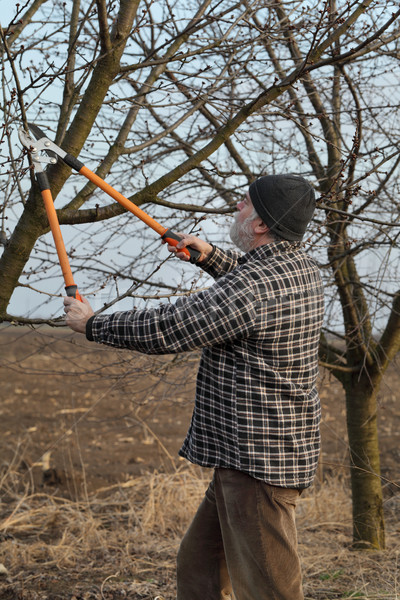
[229,213,256,252]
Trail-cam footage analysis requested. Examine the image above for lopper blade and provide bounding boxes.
[27,123,58,160]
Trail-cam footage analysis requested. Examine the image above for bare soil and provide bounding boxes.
[0,327,200,498]
[0,326,399,599]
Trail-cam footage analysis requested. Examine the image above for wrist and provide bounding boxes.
[198,243,216,265]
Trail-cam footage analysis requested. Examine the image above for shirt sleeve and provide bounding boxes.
[199,245,242,279]
[87,270,258,354]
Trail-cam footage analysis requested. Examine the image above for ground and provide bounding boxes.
[0,326,399,599]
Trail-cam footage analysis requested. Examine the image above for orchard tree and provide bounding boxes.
[1,0,400,549]
[241,0,400,549]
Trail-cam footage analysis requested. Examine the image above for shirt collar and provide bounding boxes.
[237,240,301,264]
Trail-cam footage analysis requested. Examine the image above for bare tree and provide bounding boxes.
[243,0,400,549]
[1,0,399,548]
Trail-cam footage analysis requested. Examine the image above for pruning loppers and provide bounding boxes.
[18,124,201,300]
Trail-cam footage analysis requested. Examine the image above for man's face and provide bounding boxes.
[229,192,258,252]
[236,192,254,222]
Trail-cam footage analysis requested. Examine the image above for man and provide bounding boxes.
[64,174,324,600]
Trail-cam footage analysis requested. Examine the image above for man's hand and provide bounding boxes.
[163,232,213,263]
[64,296,94,334]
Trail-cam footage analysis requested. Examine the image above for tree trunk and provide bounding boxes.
[345,376,385,549]
[0,191,46,318]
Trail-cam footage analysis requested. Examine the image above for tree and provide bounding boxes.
[1,0,399,549]
[250,0,400,549]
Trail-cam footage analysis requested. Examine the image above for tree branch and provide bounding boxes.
[376,291,400,374]
[96,0,113,53]
[3,0,49,46]
[307,8,400,71]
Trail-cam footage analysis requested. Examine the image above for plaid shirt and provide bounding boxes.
[87,241,324,488]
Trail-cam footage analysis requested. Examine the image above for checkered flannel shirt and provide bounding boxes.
[87,240,324,488]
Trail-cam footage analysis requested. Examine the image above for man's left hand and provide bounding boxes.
[64,295,94,334]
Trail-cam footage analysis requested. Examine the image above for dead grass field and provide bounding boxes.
[0,326,399,599]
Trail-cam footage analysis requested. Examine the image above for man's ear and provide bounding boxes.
[253,219,269,234]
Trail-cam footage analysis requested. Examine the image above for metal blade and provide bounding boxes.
[27,123,58,160]
[27,122,47,140]
[18,127,36,150]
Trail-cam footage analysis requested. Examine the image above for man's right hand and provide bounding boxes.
[164,232,213,263]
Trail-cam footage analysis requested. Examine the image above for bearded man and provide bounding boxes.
[64,174,324,600]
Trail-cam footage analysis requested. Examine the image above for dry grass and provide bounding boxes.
[0,448,399,599]
[0,450,209,599]
[299,476,400,599]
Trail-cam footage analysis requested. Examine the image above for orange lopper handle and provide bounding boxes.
[78,166,201,263]
[79,166,166,235]
[40,188,82,301]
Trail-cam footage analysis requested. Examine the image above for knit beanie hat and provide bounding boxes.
[248,174,315,241]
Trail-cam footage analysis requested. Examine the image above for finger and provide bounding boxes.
[175,233,192,249]
[176,251,190,261]
[167,240,187,252]
[64,296,75,307]
[64,295,83,310]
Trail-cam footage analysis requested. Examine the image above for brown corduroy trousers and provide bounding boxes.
[177,468,303,600]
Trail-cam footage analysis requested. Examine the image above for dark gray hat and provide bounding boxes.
[248,174,315,241]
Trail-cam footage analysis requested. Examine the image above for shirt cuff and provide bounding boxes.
[86,315,95,341]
